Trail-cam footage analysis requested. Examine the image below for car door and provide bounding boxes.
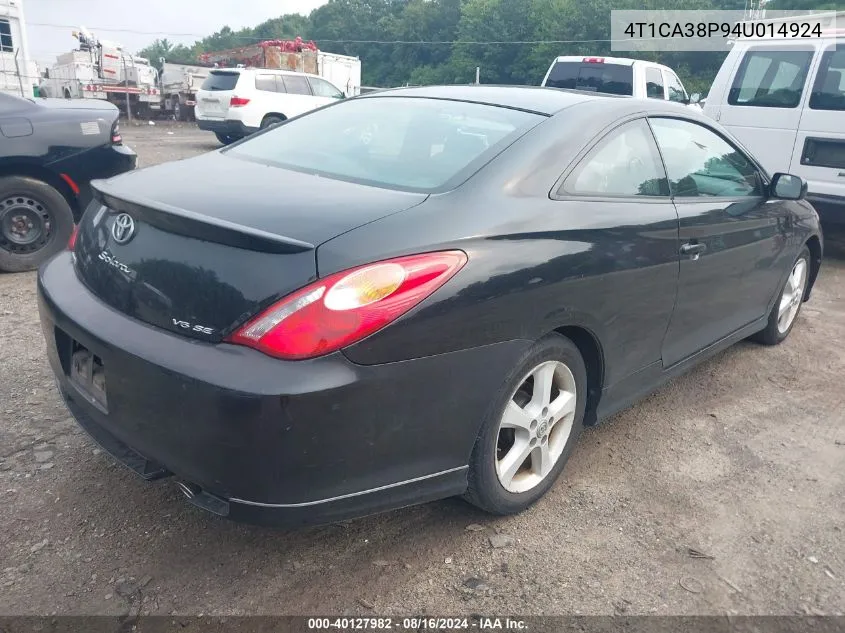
[649,116,788,368]
[791,42,845,212]
[550,117,680,384]
[277,73,319,118]
[308,76,345,104]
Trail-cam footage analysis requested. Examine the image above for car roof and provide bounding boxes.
[209,67,322,79]
[549,55,667,69]
[358,85,620,115]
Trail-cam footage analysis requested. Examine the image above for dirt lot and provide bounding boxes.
[1,122,844,617]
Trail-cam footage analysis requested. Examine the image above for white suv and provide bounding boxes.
[195,68,345,144]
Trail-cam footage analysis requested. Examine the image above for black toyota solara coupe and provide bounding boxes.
[0,93,136,272]
[37,85,823,527]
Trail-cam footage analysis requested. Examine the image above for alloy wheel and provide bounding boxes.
[495,360,577,494]
[777,258,808,334]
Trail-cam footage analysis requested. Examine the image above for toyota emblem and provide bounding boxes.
[111,213,136,244]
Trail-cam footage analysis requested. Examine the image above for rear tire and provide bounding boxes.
[751,246,811,346]
[214,132,239,145]
[260,115,284,129]
[0,176,74,273]
[464,333,587,515]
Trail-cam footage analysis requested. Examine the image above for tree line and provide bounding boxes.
[139,0,838,96]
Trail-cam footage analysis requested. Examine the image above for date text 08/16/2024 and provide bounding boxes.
[306,617,528,630]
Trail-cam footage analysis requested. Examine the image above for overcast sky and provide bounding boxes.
[24,0,328,67]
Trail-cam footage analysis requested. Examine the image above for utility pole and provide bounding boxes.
[122,54,132,123]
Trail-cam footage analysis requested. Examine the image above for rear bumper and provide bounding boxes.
[37,252,528,526]
[196,118,256,138]
[807,193,845,225]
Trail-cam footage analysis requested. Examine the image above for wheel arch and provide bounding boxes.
[804,235,822,301]
[0,163,80,220]
[553,325,605,426]
[261,113,287,126]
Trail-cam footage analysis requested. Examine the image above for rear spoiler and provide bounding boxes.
[90,180,314,255]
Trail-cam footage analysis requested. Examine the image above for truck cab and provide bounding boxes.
[541,56,700,111]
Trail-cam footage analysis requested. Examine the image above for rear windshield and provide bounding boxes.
[545,62,634,96]
[201,71,240,91]
[226,96,544,192]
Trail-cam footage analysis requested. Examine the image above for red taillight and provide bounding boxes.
[111,120,122,144]
[582,57,605,63]
[229,96,250,107]
[68,224,79,251]
[226,250,468,360]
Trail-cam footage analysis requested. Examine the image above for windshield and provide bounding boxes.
[545,62,634,96]
[225,96,544,192]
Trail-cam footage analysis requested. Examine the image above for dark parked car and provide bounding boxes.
[37,86,822,526]
[0,93,136,272]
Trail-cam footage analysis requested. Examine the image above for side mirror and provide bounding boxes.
[770,173,807,200]
[689,92,701,104]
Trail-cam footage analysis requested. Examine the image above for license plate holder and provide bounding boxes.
[68,341,109,413]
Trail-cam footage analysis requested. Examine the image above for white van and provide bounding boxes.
[195,68,345,145]
[541,56,701,111]
[702,24,844,223]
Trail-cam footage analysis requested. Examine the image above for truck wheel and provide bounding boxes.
[0,176,74,273]
[174,102,186,122]
[214,132,239,145]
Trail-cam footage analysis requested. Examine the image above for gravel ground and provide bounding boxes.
[1,123,844,617]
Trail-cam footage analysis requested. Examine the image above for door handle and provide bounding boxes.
[680,242,707,257]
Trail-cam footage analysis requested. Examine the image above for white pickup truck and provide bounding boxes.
[541,56,701,111]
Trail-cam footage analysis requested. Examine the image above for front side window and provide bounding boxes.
[665,71,688,103]
[646,68,664,99]
[650,118,762,198]
[728,49,813,108]
[309,77,344,98]
[281,74,312,96]
[810,47,845,111]
[0,19,13,53]
[227,96,543,192]
[562,119,668,197]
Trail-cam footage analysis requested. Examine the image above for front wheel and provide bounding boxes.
[751,246,811,345]
[0,176,74,273]
[464,333,587,515]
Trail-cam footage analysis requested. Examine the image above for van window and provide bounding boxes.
[810,48,845,111]
[645,68,664,99]
[728,49,813,108]
[545,62,634,96]
[281,75,312,96]
[201,71,240,92]
[0,18,13,52]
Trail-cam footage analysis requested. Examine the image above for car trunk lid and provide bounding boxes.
[195,70,241,119]
[72,151,428,343]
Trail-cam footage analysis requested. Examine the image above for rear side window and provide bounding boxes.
[646,68,664,99]
[201,71,240,91]
[728,49,813,108]
[281,74,312,96]
[562,119,668,197]
[810,47,845,111]
[255,74,279,92]
[545,62,633,96]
